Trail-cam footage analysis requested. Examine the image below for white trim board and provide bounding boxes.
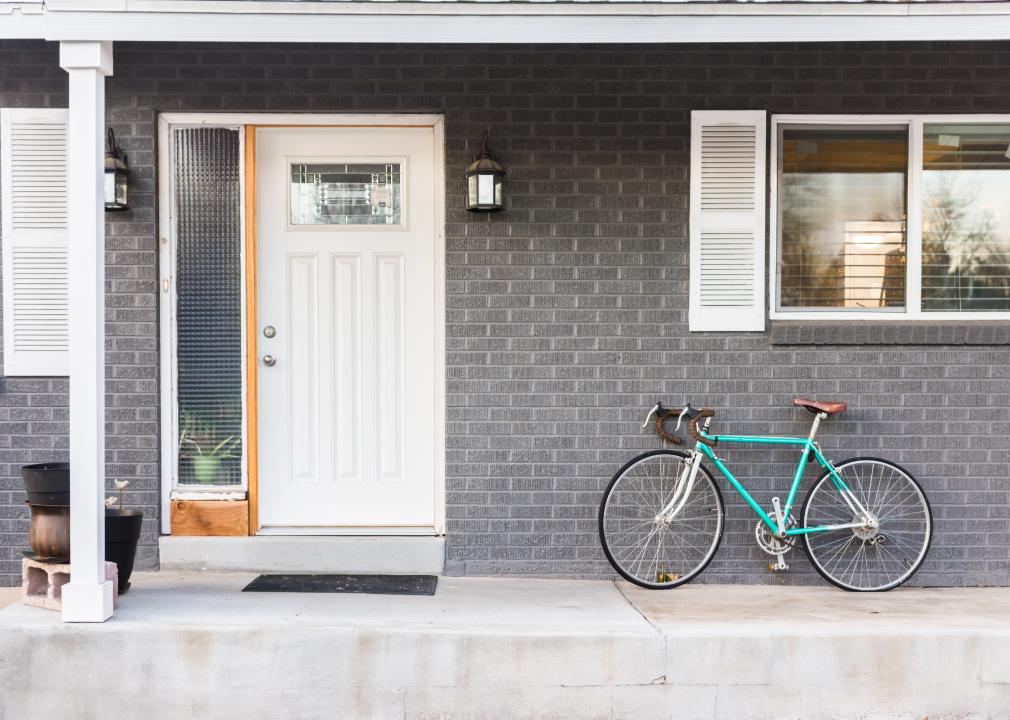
[768,113,1010,322]
[159,113,445,128]
[157,112,448,537]
[157,114,173,533]
[40,1,1010,16]
[8,8,1010,43]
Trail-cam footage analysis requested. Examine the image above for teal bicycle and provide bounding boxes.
[599,400,932,592]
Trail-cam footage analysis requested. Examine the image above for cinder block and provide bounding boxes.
[21,558,118,611]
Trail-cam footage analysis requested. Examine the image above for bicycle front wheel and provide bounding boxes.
[802,458,932,592]
[599,450,724,589]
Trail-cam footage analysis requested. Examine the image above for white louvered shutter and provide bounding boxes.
[1,109,70,376]
[688,110,767,332]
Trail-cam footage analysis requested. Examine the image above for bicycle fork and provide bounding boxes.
[655,450,704,523]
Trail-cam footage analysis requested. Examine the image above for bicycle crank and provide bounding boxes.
[755,517,796,572]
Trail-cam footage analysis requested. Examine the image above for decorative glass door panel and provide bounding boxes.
[289,162,402,226]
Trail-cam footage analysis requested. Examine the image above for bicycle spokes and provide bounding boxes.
[599,451,724,589]
[803,459,931,591]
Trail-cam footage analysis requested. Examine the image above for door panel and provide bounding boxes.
[330,254,361,483]
[373,253,405,483]
[286,253,318,484]
[256,126,437,530]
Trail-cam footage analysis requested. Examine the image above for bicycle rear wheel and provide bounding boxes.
[802,458,932,591]
[599,450,724,589]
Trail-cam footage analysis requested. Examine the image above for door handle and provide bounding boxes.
[262,354,277,367]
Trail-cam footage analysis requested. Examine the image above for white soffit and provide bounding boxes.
[0,2,45,38]
[5,0,1010,42]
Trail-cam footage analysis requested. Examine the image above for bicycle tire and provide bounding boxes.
[599,449,725,589]
[801,457,932,592]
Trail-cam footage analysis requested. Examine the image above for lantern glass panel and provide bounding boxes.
[477,173,494,206]
[468,174,479,208]
[115,173,128,207]
[494,177,503,207]
[104,171,116,207]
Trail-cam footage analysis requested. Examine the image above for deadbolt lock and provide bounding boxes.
[263,325,276,338]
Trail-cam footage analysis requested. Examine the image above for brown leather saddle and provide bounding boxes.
[792,398,847,416]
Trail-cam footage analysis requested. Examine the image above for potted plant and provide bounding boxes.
[180,412,240,484]
[105,480,142,593]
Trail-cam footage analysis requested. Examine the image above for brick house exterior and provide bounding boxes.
[1,38,1009,588]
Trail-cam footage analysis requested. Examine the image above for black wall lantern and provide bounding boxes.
[465,131,505,213]
[104,128,129,211]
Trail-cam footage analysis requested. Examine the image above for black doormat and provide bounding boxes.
[242,573,438,595]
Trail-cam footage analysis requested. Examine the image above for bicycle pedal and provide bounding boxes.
[767,560,790,573]
[656,570,681,583]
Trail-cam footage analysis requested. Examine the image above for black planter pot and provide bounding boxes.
[105,509,142,593]
[21,462,70,506]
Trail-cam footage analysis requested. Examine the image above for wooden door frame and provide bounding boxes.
[159,113,447,537]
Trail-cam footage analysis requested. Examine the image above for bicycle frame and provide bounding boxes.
[661,414,874,537]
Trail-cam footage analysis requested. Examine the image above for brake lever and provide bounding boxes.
[673,405,691,433]
[641,402,661,429]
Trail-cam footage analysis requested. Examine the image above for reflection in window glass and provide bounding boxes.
[778,126,908,310]
[922,124,1010,312]
[290,163,401,226]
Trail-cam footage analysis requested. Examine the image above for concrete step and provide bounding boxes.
[1,574,1008,719]
[158,535,445,574]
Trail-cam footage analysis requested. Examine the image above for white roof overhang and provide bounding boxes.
[3,1,1010,43]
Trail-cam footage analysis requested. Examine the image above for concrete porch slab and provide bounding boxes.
[158,535,445,574]
[0,574,1007,720]
[0,586,20,609]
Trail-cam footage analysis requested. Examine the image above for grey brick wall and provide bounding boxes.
[0,41,160,586]
[1,39,1009,586]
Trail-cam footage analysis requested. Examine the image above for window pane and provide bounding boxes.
[778,126,908,310]
[174,127,243,487]
[922,124,1010,312]
[290,163,401,225]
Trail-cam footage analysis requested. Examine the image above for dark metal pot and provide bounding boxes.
[105,509,143,593]
[21,462,70,506]
[26,503,71,561]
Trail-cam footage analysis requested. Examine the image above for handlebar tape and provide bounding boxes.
[689,408,717,447]
[654,413,683,444]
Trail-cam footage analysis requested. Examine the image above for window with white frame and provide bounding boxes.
[771,116,1010,319]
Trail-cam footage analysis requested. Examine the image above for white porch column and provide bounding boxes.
[59,40,114,623]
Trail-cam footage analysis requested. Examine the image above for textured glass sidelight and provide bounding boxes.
[290,162,401,225]
[174,127,243,486]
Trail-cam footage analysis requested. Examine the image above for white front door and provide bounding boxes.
[256,126,438,531]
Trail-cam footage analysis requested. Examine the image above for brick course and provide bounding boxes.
[1,39,1008,586]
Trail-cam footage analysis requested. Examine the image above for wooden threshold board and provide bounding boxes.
[171,500,249,536]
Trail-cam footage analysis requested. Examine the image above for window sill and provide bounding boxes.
[171,489,247,501]
[769,321,1010,346]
